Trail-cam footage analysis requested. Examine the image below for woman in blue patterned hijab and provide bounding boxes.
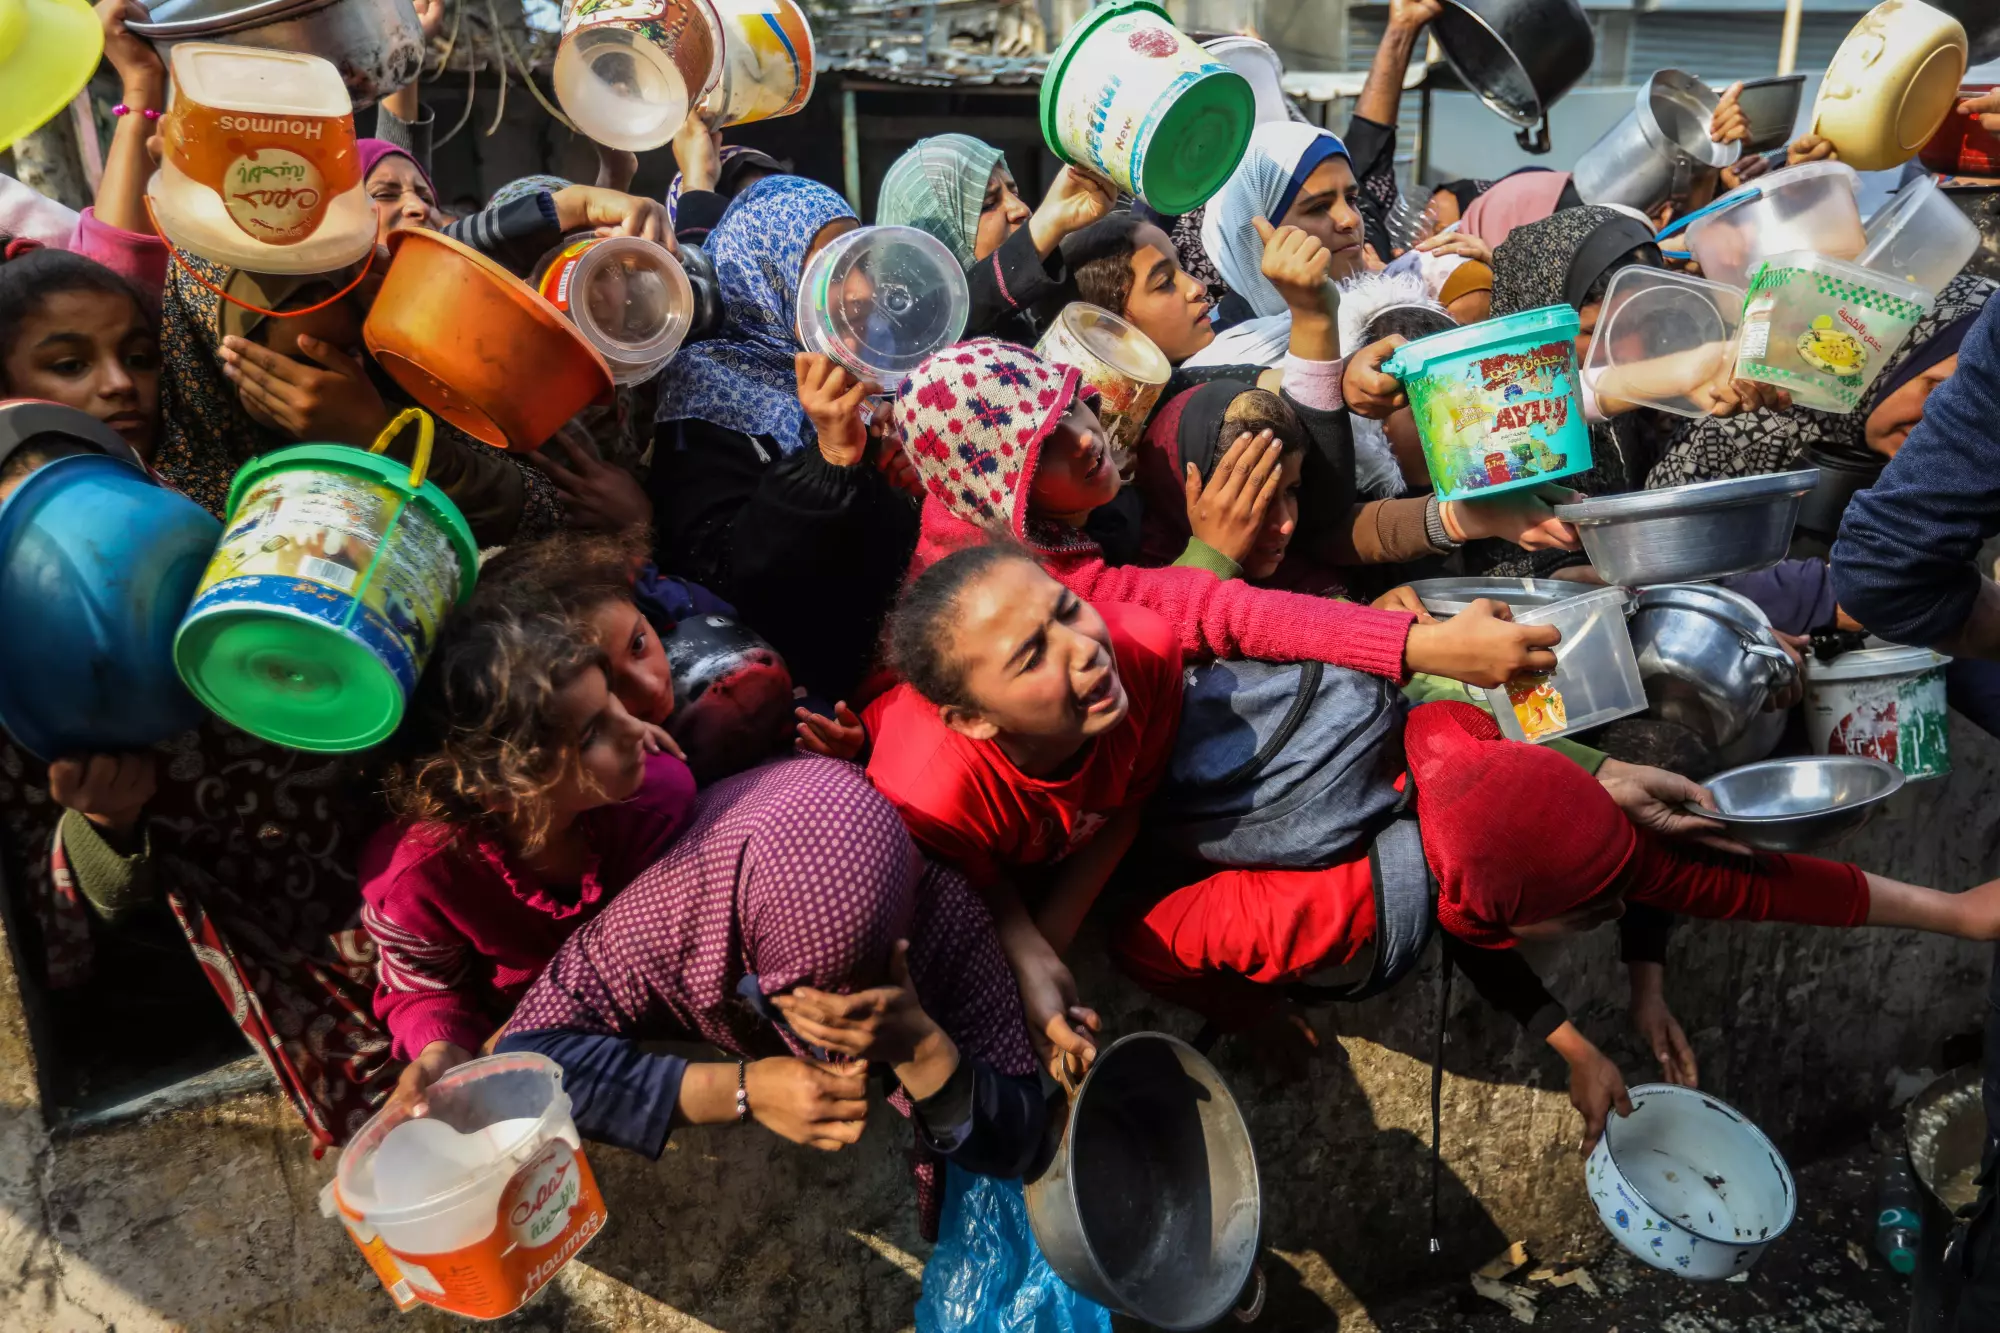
[652,174,857,454]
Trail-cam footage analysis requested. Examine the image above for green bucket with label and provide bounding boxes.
[173,409,479,752]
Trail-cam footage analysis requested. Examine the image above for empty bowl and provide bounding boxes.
[1692,754,1905,851]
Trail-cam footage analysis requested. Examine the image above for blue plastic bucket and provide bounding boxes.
[0,453,221,759]
[1383,304,1592,503]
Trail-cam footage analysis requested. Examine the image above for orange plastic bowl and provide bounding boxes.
[363,228,613,451]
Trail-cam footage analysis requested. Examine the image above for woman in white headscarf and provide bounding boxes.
[1185,123,1367,369]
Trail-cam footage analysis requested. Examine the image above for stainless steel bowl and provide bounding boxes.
[1554,470,1818,587]
[1691,755,1904,852]
[1629,584,1796,747]
[1408,576,1577,618]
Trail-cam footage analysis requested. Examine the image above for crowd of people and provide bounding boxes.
[9,0,2000,1311]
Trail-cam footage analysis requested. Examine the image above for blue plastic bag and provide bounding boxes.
[915,1164,1113,1333]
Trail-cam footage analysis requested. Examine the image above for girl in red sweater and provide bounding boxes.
[864,546,2000,1146]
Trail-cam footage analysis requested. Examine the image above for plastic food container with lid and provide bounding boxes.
[1584,266,1747,419]
[1859,175,1983,293]
[554,0,721,151]
[1039,0,1254,215]
[1382,304,1591,503]
[147,43,374,274]
[322,1052,608,1318]
[795,224,969,389]
[699,0,814,127]
[1811,0,1968,172]
[535,235,693,385]
[1035,302,1171,477]
[1682,160,1867,291]
[1805,639,1952,780]
[1733,250,1935,414]
[1482,586,1647,745]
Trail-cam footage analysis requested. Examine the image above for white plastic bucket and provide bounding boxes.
[1805,640,1951,780]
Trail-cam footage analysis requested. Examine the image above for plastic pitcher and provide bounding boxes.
[535,235,693,385]
[1859,175,1982,293]
[1683,160,1867,291]
[1482,587,1647,744]
[1584,266,1746,419]
[699,0,814,127]
[146,43,374,274]
[174,410,479,753]
[1035,302,1171,477]
[324,1052,608,1318]
[1039,0,1253,215]
[1733,250,1935,414]
[1382,304,1591,503]
[795,225,969,388]
[554,0,721,152]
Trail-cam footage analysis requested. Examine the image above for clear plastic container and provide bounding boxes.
[1034,302,1170,476]
[146,43,375,274]
[1733,249,1935,414]
[795,224,970,388]
[1482,587,1646,744]
[326,1052,608,1318]
[1584,266,1747,419]
[553,0,721,152]
[1859,175,1983,295]
[1684,160,1867,291]
[535,235,693,385]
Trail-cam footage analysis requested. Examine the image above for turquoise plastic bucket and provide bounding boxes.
[1383,304,1592,503]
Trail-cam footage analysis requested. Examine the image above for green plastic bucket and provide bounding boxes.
[1039,0,1253,215]
[1382,304,1592,503]
[173,409,479,753]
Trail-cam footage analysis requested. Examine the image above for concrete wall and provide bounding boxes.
[3,720,1996,1332]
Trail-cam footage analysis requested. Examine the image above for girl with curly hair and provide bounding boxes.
[359,574,698,1112]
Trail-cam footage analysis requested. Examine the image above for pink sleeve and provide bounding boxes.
[69,207,168,307]
[1281,354,1346,412]
[1057,556,1414,681]
[359,834,494,1061]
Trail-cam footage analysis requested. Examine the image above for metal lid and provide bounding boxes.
[1630,582,1773,641]
[1553,468,1818,523]
[1806,639,1951,682]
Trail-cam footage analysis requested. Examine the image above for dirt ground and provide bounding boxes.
[1362,1141,1915,1333]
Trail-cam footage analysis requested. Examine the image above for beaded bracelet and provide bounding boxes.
[734,1059,749,1123]
[112,105,161,120]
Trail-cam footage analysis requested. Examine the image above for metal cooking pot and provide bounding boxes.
[1737,74,1807,155]
[1629,584,1796,748]
[1408,575,1575,618]
[1935,0,2000,64]
[128,0,423,107]
[1573,70,1741,217]
[1432,0,1595,153]
[1025,1033,1262,1331]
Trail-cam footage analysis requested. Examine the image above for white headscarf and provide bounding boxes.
[1336,268,1449,501]
[1199,122,1349,321]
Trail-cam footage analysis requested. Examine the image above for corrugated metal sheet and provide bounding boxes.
[1625,10,1856,84]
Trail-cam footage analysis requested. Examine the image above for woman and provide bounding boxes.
[1459,169,1580,248]
[876,134,1111,342]
[1188,123,1369,368]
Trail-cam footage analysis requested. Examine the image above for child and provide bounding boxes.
[362,587,697,1109]
[0,243,159,459]
[863,546,2000,1146]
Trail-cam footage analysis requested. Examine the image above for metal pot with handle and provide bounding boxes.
[1025,1032,1264,1330]
[1431,0,1595,153]
[1629,584,1797,749]
[127,0,423,107]
[1573,70,1742,217]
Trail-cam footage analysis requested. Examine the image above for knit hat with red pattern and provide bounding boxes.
[896,339,1092,545]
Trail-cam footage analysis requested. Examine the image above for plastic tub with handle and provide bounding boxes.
[1482,586,1646,744]
[1382,304,1591,503]
[1733,250,1934,414]
[1805,639,1952,780]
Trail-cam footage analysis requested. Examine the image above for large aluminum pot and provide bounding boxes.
[1025,1033,1262,1330]
[1629,584,1796,748]
[128,0,423,107]
[1574,70,1741,216]
[1432,0,1595,153]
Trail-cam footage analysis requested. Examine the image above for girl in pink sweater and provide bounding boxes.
[361,560,696,1109]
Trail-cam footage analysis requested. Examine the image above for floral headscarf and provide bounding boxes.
[876,134,1008,270]
[652,175,856,455]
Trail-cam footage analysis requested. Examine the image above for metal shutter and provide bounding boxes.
[1625,10,1859,86]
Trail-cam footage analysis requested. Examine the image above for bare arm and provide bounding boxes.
[92,0,165,235]
[1355,0,1441,127]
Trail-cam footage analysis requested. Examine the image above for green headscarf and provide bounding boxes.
[875,134,1008,269]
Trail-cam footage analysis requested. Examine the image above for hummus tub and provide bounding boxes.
[1805,640,1952,781]
[1035,302,1171,476]
[1039,0,1253,215]
[173,411,478,754]
[1733,251,1933,414]
[1382,304,1590,503]
[324,1052,609,1319]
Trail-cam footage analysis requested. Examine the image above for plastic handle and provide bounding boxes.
[370,407,436,490]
